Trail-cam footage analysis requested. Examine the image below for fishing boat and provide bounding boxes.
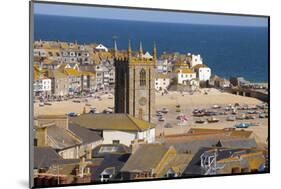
[226,116,235,121]
[236,113,246,120]
[161,108,169,114]
[234,123,250,128]
[176,107,181,112]
[195,119,205,124]
[212,104,221,109]
[207,117,219,123]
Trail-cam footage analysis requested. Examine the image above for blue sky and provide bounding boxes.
[34,2,268,27]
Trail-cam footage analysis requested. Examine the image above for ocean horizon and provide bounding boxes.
[34,14,269,82]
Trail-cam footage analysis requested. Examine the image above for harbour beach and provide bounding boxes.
[34,89,268,144]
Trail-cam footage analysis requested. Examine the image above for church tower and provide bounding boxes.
[114,40,156,122]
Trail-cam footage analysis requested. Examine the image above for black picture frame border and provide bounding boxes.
[29,0,270,188]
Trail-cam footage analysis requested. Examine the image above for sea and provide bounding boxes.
[34,14,269,82]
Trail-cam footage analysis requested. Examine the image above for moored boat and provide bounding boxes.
[207,117,219,123]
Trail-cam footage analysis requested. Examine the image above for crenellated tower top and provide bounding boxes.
[115,40,157,65]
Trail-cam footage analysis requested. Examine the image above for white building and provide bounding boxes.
[155,74,170,91]
[108,68,115,86]
[157,59,169,73]
[187,78,200,91]
[190,54,203,68]
[71,114,156,147]
[34,49,48,57]
[95,44,108,52]
[33,78,52,96]
[61,49,78,63]
[174,68,196,85]
[33,66,52,97]
[193,64,211,81]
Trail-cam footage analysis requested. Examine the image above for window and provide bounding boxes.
[140,69,146,86]
[112,140,120,144]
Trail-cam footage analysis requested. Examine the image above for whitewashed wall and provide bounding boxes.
[103,128,156,146]
[198,67,211,81]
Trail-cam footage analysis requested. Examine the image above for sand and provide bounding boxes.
[34,88,268,144]
[153,89,267,144]
[34,93,114,116]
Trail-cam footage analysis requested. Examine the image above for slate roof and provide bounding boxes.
[217,138,257,149]
[92,144,132,158]
[47,125,81,150]
[158,153,194,177]
[164,134,244,154]
[34,147,62,169]
[70,114,155,132]
[165,138,219,154]
[69,124,102,145]
[182,147,256,176]
[121,144,169,173]
[91,153,131,181]
[164,130,255,154]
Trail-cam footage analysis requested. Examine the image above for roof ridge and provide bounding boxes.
[126,115,142,131]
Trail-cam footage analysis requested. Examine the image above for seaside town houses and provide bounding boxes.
[33,40,113,99]
[33,40,215,100]
[33,40,268,187]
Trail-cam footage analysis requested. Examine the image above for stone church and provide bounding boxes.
[114,40,156,122]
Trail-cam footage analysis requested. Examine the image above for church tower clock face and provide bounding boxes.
[139,97,147,106]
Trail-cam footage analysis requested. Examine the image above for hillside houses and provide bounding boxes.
[157,52,211,89]
[33,40,116,99]
[33,40,217,100]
